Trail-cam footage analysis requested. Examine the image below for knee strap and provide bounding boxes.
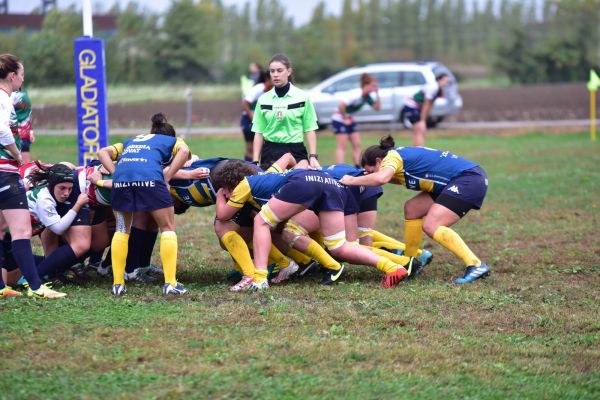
[259,204,282,228]
[323,231,346,251]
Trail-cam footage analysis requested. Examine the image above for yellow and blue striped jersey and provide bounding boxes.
[169,158,226,207]
[380,147,478,193]
[227,168,305,211]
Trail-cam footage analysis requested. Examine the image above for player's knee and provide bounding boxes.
[71,238,91,257]
[257,204,281,229]
[323,231,346,256]
[422,219,438,238]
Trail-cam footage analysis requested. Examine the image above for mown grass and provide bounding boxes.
[27,84,243,106]
[1,131,599,399]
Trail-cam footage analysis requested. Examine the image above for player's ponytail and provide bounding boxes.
[29,161,74,189]
[361,135,395,167]
[150,113,176,137]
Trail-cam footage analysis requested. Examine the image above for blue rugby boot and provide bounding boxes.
[417,249,433,267]
[454,263,490,284]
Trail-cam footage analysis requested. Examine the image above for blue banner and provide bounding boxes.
[74,37,109,166]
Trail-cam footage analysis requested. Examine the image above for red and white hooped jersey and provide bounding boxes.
[76,165,111,207]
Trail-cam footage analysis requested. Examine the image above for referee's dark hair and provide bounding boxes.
[150,113,176,137]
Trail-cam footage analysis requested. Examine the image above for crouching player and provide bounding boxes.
[341,136,490,284]
[26,163,90,285]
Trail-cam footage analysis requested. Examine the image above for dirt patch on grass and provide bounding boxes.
[33,83,589,129]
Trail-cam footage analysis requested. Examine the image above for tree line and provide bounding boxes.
[1,0,598,86]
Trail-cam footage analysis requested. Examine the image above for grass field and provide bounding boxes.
[27,84,243,106]
[1,130,599,399]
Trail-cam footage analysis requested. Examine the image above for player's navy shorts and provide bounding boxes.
[20,138,31,152]
[332,119,357,134]
[90,205,110,225]
[55,180,90,226]
[240,114,255,143]
[340,186,360,215]
[111,180,173,212]
[0,172,28,210]
[353,185,383,213]
[275,170,344,213]
[402,105,421,127]
[231,203,255,227]
[431,166,488,218]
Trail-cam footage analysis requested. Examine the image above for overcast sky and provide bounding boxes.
[10,0,344,27]
[11,0,544,25]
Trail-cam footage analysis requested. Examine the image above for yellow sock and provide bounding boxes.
[304,240,341,271]
[372,241,423,256]
[111,231,129,286]
[233,260,242,273]
[287,247,312,265]
[254,269,268,283]
[221,231,255,277]
[376,256,398,274]
[404,219,424,257]
[433,226,481,266]
[371,230,406,249]
[366,246,411,266]
[268,245,290,270]
[160,231,178,286]
[309,230,325,247]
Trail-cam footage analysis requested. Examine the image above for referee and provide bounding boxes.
[252,54,320,170]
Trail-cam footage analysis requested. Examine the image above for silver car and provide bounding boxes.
[308,62,463,128]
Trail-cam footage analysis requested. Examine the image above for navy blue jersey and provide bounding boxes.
[323,164,384,209]
[111,134,187,183]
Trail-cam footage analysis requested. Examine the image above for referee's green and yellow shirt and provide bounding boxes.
[251,84,318,143]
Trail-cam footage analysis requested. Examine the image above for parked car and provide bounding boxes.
[308,62,463,128]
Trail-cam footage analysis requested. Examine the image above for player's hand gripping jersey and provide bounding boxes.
[169,158,227,207]
[75,165,111,207]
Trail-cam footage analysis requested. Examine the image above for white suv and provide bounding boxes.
[308,62,463,128]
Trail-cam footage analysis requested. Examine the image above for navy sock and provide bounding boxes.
[0,236,5,289]
[88,249,103,264]
[126,227,145,273]
[140,230,158,267]
[12,239,42,290]
[34,255,45,266]
[36,245,78,279]
[102,248,111,268]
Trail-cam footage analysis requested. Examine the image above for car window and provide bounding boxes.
[323,75,360,94]
[371,72,400,89]
[401,71,426,86]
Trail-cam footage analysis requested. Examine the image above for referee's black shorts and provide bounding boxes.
[260,141,308,171]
